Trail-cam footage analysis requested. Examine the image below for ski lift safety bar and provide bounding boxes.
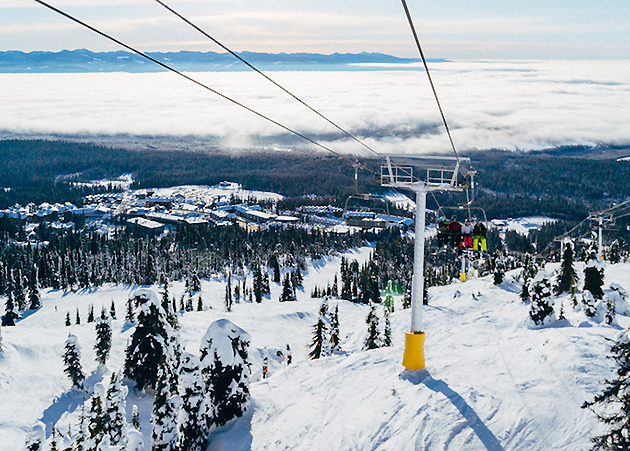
[381,155,471,191]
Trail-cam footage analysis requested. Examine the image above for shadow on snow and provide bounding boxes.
[401,369,504,451]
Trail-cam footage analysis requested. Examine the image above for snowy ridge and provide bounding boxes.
[0,248,628,449]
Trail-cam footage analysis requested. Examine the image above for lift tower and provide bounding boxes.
[381,155,470,370]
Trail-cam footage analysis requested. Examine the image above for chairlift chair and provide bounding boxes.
[342,162,392,229]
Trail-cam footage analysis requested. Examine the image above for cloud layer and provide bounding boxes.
[2,60,629,155]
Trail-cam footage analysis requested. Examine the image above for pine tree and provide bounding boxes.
[197,295,203,312]
[75,308,81,325]
[125,299,135,324]
[364,302,381,350]
[332,274,339,298]
[13,269,26,311]
[555,240,576,295]
[330,304,341,353]
[608,239,621,264]
[529,270,555,326]
[63,334,84,388]
[280,273,296,302]
[109,300,116,320]
[402,285,411,309]
[151,362,180,451]
[309,301,329,359]
[104,371,128,447]
[27,270,42,310]
[382,307,392,347]
[124,290,172,390]
[269,254,280,283]
[87,304,95,323]
[583,331,630,449]
[493,252,505,285]
[87,392,106,446]
[160,279,175,325]
[225,284,232,312]
[520,280,530,303]
[65,311,71,327]
[2,292,19,326]
[253,266,263,303]
[94,318,112,366]
[200,319,251,427]
[582,290,598,318]
[177,353,209,451]
[584,258,605,301]
[131,404,140,429]
[75,402,87,451]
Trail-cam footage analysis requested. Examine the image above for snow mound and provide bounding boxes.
[201,319,251,367]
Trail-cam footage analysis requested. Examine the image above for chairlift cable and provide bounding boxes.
[33,0,383,177]
[154,0,421,185]
[153,0,387,162]
[400,0,460,163]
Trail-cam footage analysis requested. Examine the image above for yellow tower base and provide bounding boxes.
[402,331,425,370]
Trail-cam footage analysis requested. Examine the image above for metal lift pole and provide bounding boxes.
[410,182,427,333]
[402,181,427,370]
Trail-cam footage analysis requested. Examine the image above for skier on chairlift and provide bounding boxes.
[447,217,462,247]
[437,217,449,246]
[473,221,487,252]
[461,219,473,248]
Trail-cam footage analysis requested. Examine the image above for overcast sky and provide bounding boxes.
[2,0,629,59]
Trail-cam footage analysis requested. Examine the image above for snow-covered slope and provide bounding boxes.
[1,248,627,450]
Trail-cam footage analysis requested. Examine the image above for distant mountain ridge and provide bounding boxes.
[0,49,439,73]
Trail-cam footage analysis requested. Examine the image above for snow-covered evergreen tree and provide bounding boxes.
[2,292,19,326]
[253,266,263,303]
[177,353,208,451]
[124,298,135,325]
[280,273,296,302]
[87,389,106,447]
[582,290,598,318]
[124,289,172,390]
[309,301,329,359]
[27,270,42,310]
[87,304,95,323]
[330,304,341,353]
[151,362,181,451]
[94,318,111,366]
[608,239,621,264]
[555,239,576,295]
[109,300,116,320]
[583,331,630,449]
[104,371,128,447]
[225,284,232,312]
[199,319,251,427]
[382,307,392,347]
[126,428,144,451]
[529,269,555,326]
[493,252,505,285]
[364,302,381,350]
[63,334,84,388]
[584,257,605,301]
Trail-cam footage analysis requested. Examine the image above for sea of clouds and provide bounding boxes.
[2,59,629,155]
